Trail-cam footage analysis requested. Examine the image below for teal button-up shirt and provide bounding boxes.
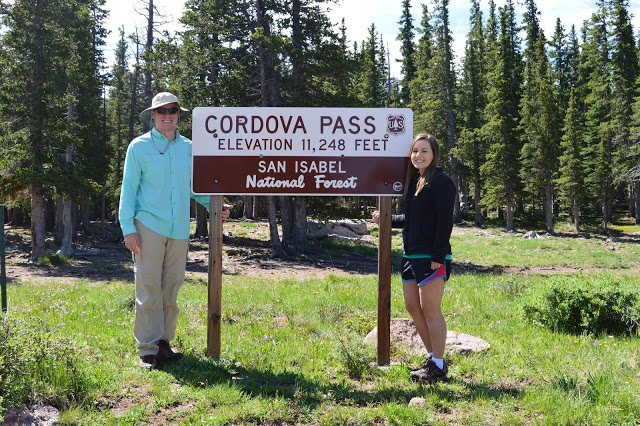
[119,128,210,240]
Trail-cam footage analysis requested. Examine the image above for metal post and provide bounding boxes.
[1,205,7,313]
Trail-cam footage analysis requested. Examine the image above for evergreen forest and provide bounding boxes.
[1,0,640,260]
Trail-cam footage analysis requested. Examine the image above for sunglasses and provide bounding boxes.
[155,107,179,115]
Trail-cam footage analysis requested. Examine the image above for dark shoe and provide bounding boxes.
[410,354,433,372]
[156,339,183,364]
[139,354,157,369]
[410,359,448,382]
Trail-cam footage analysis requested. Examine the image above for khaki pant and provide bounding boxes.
[133,220,188,356]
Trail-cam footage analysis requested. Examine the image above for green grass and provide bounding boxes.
[2,221,640,424]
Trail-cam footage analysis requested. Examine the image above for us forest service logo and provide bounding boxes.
[386,114,406,135]
[393,181,403,192]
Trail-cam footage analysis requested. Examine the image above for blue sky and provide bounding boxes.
[104,0,640,78]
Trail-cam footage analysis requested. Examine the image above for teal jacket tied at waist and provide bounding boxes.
[119,128,210,240]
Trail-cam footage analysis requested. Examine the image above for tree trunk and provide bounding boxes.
[635,181,640,225]
[243,196,254,219]
[573,196,580,233]
[279,195,294,253]
[101,193,106,239]
[195,203,208,238]
[58,196,74,257]
[31,185,46,261]
[506,202,514,232]
[474,165,482,226]
[267,196,284,257]
[544,183,554,235]
[54,198,64,246]
[291,197,308,252]
[80,199,91,236]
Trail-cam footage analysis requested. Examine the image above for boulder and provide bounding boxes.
[409,397,426,406]
[307,219,369,240]
[364,318,490,355]
[1,405,60,426]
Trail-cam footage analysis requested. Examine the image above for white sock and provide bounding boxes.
[432,357,444,370]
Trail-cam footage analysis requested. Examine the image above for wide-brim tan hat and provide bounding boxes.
[140,92,190,125]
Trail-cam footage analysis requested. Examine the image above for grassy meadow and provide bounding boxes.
[1,217,640,425]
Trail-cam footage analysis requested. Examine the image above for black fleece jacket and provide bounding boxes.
[391,168,456,264]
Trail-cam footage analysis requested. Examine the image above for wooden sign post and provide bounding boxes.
[207,195,224,359]
[376,196,392,365]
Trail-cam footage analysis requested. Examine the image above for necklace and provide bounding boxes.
[151,131,172,155]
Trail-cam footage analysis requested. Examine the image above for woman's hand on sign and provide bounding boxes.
[372,210,380,225]
[221,204,233,223]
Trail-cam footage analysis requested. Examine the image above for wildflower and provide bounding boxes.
[327,406,333,411]
[598,362,603,367]
[594,341,598,347]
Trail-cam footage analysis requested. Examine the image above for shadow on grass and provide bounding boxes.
[160,355,522,409]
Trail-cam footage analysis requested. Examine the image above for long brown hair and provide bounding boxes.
[403,133,440,199]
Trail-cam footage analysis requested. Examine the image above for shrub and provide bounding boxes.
[332,330,374,379]
[0,315,92,410]
[523,276,640,336]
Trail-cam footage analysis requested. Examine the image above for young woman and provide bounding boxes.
[373,133,456,381]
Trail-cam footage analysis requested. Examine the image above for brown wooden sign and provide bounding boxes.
[191,107,413,196]
[193,156,408,195]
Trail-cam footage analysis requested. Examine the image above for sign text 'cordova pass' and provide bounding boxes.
[191,107,413,196]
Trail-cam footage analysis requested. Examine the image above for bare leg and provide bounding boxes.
[419,277,446,359]
[402,280,432,353]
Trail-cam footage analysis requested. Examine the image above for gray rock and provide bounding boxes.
[1,405,60,426]
[409,397,426,406]
[364,318,490,355]
[307,219,369,240]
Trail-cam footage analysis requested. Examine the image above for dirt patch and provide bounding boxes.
[3,221,381,285]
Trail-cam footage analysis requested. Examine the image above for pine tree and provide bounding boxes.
[354,24,387,107]
[520,33,561,234]
[456,0,486,225]
[608,0,639,219]
[396,0,416,106]
[106,27,131,220]
[0,0,73,260]
[629,75,640,223]
[480,0,523,231]
[581,8,614,229]
[549,19,570,118]
[557,89,585,231]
